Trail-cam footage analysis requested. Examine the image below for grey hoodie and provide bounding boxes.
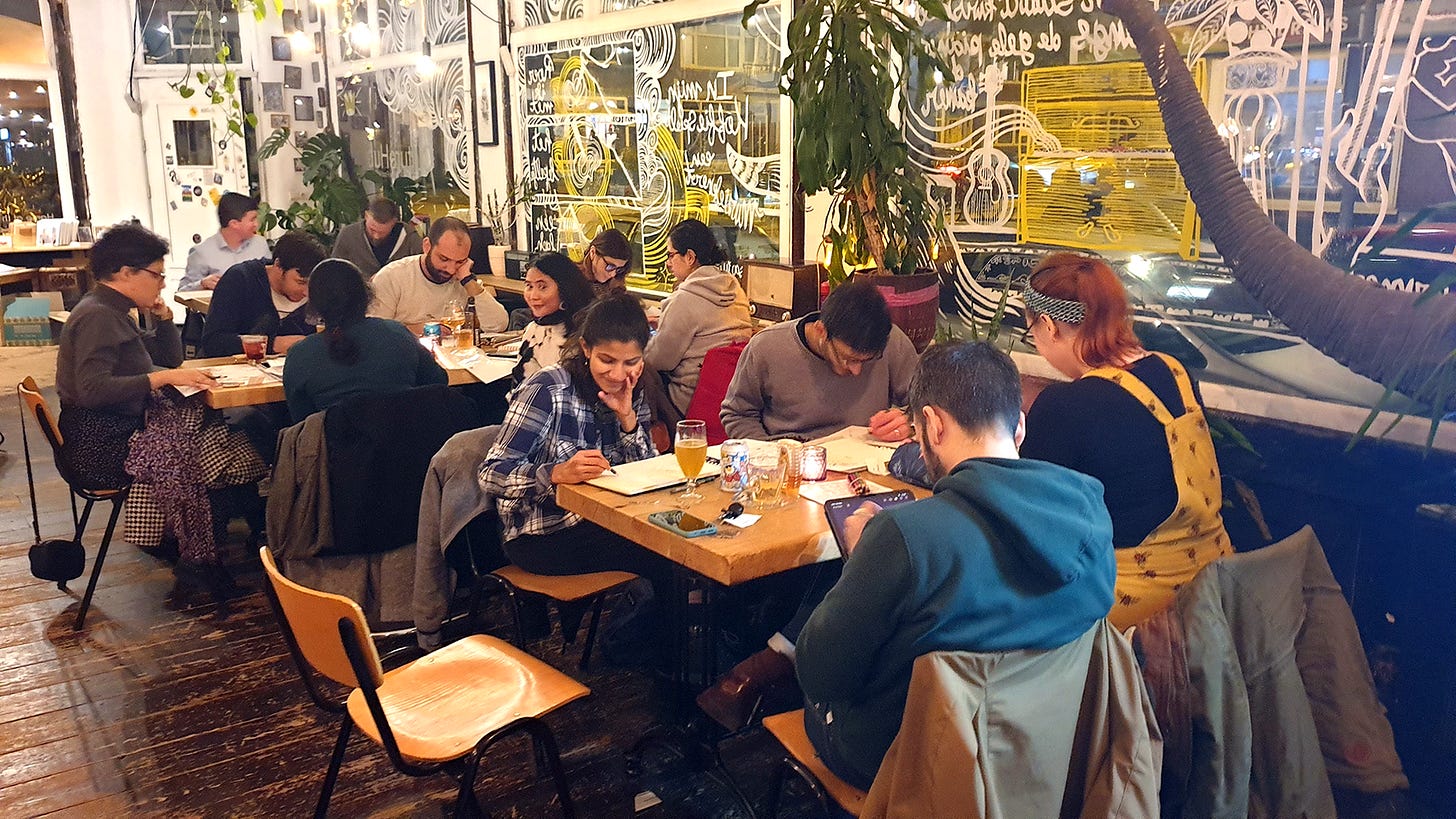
[643,265,753,414]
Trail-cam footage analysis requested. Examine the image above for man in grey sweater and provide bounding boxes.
[721,280,920,442]
[330,197,422,278]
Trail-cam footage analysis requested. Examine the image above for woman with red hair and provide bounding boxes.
[1020,252,1232,628]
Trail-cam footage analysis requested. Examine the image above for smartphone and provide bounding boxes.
[823,490,915,557]
[647,509,719,538]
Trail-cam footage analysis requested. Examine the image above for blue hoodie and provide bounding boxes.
[795,456,1116,787]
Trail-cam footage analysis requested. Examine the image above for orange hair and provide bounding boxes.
[1026,252,1141,368]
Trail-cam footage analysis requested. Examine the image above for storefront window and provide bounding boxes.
[516,8,786,290]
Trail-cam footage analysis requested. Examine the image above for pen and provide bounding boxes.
[593,430,617,475]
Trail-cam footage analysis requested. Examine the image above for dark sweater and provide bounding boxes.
[56,284,182,418]
[201,259,314,357]
[282,317,448,421]
[796,457,1116,787]
[1021,354,1203,548]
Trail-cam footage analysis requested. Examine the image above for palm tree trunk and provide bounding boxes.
[1101,0,1456,397]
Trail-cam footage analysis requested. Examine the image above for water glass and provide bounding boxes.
[747,447,785,510]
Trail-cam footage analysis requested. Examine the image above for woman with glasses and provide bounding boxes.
[513,251,596,383]
[55,224,217,489]
[1018,252,1232,628]
[578,228,633,297]
[644,218,753,423]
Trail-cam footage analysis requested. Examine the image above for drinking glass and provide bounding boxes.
[675,420,708,504]
[747,447,785,510]
[240,334,267,362]
[778,440,803,502]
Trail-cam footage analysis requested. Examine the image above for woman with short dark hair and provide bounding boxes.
[55,224,217,488]
[644,218,752,421]
[283,258,447,421]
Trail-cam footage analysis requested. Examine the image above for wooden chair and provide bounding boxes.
[17,376,131,630]
[259,546,590,818]
[761,710,867,818]
[484,564,639,672]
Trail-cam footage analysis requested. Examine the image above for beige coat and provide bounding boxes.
[862,620,1163,819]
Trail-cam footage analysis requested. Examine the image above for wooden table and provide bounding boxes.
[557,480,919,587]
[184,348,488,409]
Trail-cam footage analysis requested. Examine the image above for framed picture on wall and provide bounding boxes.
[269,113,289,129]
[474,60,499,146]
[316,87,328,110]
[311,62,321,84]
[293,95,314,122]
[261,82,284,112]
[271,36,291,62]
[284,65,303,89]
[281,9,300,33]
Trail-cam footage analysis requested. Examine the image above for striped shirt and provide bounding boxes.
[479,364,655,541]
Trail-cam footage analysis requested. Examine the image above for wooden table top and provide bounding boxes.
[0,242,92,256]
[184,348,483,409]
[557,475,926,587]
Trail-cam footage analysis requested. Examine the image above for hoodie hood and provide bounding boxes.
[933,457,1113,590]
[679,265,746,308]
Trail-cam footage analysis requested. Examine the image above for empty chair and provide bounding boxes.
[683,340,748,445]
[18,376,131,630]
[260,546,590,818]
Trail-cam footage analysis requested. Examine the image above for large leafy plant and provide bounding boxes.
[744,0,950,281]
[257,128,426,245]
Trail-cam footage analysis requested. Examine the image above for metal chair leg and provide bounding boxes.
[73,498,117,631]
[451,752,482,819]
[578,595,606,672]
[315,715,353,819]
[763,758,788,819]
[519,720,577,819]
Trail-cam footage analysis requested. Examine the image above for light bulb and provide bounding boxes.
[290,30,313,54]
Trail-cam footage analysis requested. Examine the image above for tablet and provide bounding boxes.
[823,490,916,558]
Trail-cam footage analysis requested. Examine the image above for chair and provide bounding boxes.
[260,546,590,818]
[482,563,639,672]
[761,710,868,818]
[684,340,748,445]
[17,377,131,630]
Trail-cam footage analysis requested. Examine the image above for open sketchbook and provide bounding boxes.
[436,346,515,384]
[809,425,907,473]
[586,446,723,496]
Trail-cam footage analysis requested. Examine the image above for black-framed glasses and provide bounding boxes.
[133,264,165,281]
[825,337,883,368]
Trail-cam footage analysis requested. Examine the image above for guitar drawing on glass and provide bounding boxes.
[964,63,1014,230]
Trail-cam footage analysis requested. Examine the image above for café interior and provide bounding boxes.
[2,0,1455,816]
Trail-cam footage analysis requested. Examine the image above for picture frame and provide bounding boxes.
[271,36,291,62]
[307,3,318,23]
[281,9,300,33]
[260,82,284,112]
[310,62,321,84]
[474,61,499,146]
[293,130,309,148]
[316,87,328,110]
[293,94,314,122]
[315,111,325,128]
[283,65,303,90]
[269,113,290,129]
[293,158,305,173]
[314,32,323,54]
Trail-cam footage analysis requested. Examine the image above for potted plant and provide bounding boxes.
[743,0,951,350]
[478,182,535,278]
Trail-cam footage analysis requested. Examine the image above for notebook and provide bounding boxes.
[585,447,723,496]
[810,425,907,473]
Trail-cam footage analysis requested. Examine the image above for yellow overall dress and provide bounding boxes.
[1084,353,1234,629]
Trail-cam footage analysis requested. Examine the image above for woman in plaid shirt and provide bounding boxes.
[479,293,673,638]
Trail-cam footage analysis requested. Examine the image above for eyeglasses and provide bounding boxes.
[133,265,165,281]
[825,337,882,368]
[593,248,629,273]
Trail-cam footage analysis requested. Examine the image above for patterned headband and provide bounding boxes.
[1021,280,1086,324]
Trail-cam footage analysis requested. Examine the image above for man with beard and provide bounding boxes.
[697,344,1116,790]
[368,216,508,335]
[331,197,422,278]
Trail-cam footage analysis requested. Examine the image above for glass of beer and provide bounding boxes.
[778,440,803,502]
[240,334,267,362]
[747,446,785,510]
[674,420,708,505]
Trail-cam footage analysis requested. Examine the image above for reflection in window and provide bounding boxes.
[0,80,61,224]
[172,120,214,166]
[137,0,243,66]
[517,10,785,290]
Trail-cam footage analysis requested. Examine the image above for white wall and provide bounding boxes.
[471,2,513,240]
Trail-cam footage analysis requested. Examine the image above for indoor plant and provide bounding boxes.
[743,0,951,348]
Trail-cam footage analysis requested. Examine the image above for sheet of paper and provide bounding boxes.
[436,346,515,384]
[586,447,723,496]
[797,477,892,506]
[809,425,907,473]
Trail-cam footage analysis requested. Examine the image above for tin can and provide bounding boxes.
[422,322,442,343]
[719,439,750,493]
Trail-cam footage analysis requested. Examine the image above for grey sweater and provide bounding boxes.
[331,219,422,278]
[720,314,919,440]
[56,284,182,418]
[643,265,752,414]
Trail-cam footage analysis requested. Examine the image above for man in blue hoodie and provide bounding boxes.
[793,341,1117,790]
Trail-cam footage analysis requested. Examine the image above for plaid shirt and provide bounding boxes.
[479,365,655,541]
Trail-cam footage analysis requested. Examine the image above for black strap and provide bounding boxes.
[18,394,42,546]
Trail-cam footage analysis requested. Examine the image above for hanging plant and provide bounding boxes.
[168,1,282,141]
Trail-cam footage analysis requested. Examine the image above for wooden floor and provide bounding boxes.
[0,386,815,819]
